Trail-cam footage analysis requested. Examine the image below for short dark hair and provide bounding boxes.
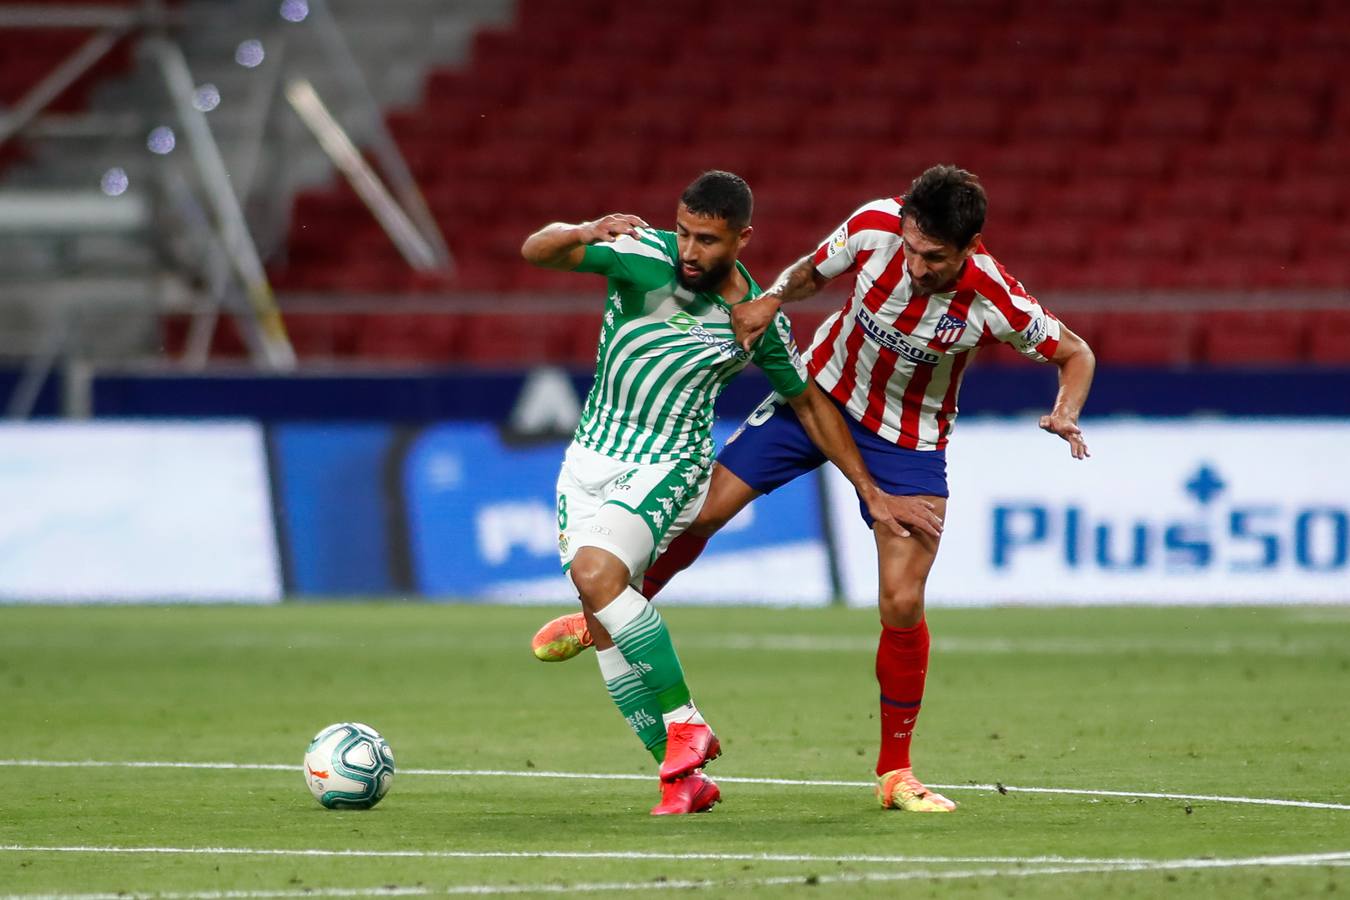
[681,170,753,231]
[901,165,987,249]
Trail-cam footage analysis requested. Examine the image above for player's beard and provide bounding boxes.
[676,258,733,293]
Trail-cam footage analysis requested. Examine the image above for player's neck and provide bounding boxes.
[715,268,750,305]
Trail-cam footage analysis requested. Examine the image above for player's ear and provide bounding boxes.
[961,232,982,259]
[737,224,753,251]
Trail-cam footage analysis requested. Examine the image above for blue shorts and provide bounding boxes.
[718,392,948,526]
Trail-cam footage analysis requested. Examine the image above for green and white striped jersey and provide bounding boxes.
[572,227,809,466]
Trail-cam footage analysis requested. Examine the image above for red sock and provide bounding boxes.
[640,532,709,599]
[875,619,930,776]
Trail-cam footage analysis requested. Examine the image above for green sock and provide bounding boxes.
[605,668,668,762]
[604,600,692,714]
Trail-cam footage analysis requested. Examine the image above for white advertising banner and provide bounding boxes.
[0,421,282,603]
[828,419,1350,607]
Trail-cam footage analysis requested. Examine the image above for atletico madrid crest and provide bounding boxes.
[934,313,967,344]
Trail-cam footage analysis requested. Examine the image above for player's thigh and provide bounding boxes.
[873,495,947,624]
[619,457,713,570]
[716,391,825,499]
[561,449,710,580]
[686,463,758,534]
[555,446,607,573]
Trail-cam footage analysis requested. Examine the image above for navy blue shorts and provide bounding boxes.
[718,392,948,526]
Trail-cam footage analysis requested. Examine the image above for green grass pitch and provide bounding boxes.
[2,603,1348,898]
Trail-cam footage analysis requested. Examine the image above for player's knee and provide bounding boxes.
[878,586,925,628]
[688,512,729,537]
[568,549,630,608]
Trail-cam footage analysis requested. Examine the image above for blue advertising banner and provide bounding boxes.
[402,424,831,605]
[270,424,399,596]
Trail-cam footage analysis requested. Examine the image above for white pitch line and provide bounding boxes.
[3,852,1349,900]
[0,845,1161,865]
[5,845,1350,870]
[4,759,1348,812]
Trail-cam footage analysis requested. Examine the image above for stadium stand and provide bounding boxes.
[2,0,1345,370]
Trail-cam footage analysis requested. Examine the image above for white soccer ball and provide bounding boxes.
[303,722,395,809]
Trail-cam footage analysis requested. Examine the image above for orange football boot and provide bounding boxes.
[876,767,957,812]
[531,612,593,662]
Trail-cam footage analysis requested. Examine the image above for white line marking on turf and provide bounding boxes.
[0,845,1163,865]
[4,846,1350,870]
[3,852,1349,899]
[692,634,1350,657]
[4,759,1348,812]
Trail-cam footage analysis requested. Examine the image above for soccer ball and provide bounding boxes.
[303,722,395,809]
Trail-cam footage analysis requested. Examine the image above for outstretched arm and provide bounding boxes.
[786,384,943,539]
[1039,324,1096,460]
[520,214,649,270]
[732,254,832,351]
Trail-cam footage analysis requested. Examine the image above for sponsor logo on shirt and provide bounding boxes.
[1021,317,1046,347]
[666,311,750,361]
[856,307,941,365]
[827,225,848,257]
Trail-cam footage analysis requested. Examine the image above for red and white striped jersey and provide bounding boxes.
[806,197,1061,451]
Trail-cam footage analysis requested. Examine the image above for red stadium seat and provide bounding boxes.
[1117,95,1220,141]
[552,312,605,367]
[1308,311,1350,365]
[1287,138,1350,177]
[1051,179,1135,221]
[1014,96,1113,141]
[1144,53,1242,101]
[1200,310,1306,366]
[1223,91,1325,140]
[284,314,360,359]
[1087,141,1176,180]
[353,314,464,364]
[1198,18,1280,55]
[1252,176,1347,220]
[1140,176,1246,222]
[1175,140,1282,179]
[459,312,571,364]
[1093,311,1200,366]
[912,96,1009,141]
[983,138,1076,180]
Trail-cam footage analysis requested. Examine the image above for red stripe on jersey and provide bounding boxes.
[830,318,871,405]
[862,249,910,313]
[808,304,850,375]
[847,247,875,276]
[896,359,936,450]
[812,239,831,268]
[859,347,901,433]
[934,351,972,448]
[968,263,1033,331]
[848,209,903,237]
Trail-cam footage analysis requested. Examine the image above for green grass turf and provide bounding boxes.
[2,603,1348,898]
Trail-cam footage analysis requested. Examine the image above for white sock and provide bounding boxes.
[592,586,648,637]
[662,702,705,728]
[595,646,631,682]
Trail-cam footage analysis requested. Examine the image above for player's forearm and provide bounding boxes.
[762,255,829,307]
[1050,336,1096,421]
[788,386,881,501]
[520,223,588,269]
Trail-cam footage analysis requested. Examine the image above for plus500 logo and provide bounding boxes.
[991,504,1348,572]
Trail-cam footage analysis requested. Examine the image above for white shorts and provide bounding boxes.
[555,442,711,579]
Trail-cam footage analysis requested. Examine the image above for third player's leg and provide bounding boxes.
[687,463,760,537]
[873,496,947,628]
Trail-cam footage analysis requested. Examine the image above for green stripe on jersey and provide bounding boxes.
[573,229,808,465]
